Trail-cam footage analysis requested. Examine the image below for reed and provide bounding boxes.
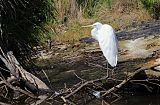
[140,0,160,19]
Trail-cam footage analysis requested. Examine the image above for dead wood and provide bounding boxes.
[0,48,51,99]
[0,50,19,78]
[102,63,160,97]
[64,76,109,99]
[6,51,50,91]
[29,95,48,105]
[0,102,12,105]
[0,77,37,99]
[59,63,160,105]
[0,76,17,85]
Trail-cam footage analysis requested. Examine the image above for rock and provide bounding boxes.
[56,44,68,50]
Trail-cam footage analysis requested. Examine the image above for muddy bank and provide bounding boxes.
[35,23,160,91]
[22,20,160,105]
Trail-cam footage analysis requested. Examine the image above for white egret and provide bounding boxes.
[82,22,118,76]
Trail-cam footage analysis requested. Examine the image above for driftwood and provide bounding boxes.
[0,77,37,99]
[60,63,160,104]
[102,64,160,97]
[0,102,12,105]
[0,47,50,99]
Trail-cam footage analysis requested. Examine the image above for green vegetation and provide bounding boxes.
[140,0,160,19]
[54,0,159,43]
[1,0,56,56]
[0,0,159,59]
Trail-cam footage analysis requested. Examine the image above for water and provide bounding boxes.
[69,94,160,105]
[6,35,159,105]
[48,35,160,105]
[113,94,160,105]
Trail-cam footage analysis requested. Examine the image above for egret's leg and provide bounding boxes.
[111,67,116,78]
[106,62,109,77]
[112,69,114,76]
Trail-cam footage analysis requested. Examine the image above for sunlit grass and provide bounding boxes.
[55,23,91,43]
[53,0,156,44]
[54,8,151,43]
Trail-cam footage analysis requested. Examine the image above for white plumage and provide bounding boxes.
[91,22,118,67]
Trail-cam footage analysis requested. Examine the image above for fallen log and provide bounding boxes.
[0,47,51,99]
[0,77,37,99]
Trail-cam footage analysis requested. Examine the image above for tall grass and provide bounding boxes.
[55,0,159,43]
[55,0,113,21]
[1,0,56,57]
[140,0,160,19]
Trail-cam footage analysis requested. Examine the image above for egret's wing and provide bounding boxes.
[97,25,118,67]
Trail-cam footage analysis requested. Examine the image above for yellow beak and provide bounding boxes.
[81,25,93,27]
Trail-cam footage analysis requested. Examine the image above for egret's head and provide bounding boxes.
[92,22,102,29]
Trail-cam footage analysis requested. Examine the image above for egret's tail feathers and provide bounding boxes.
[107,55,117,67]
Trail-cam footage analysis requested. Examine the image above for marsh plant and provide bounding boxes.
[1,0,56,56]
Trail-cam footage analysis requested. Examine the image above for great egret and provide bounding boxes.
[82,22,118,76]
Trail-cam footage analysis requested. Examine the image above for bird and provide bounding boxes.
[82,22,118,76]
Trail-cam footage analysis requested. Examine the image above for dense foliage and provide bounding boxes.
[140,0,160,19]
[1,0,56,56]
[56,0,159,21]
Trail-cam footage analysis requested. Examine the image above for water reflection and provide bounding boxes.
[113,94,160,105]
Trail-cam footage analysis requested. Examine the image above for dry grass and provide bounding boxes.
[54,0,152,43]
[55,25,91,43]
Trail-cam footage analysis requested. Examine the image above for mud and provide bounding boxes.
[35,20,160,91]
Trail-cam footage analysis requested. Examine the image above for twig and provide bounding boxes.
[0,102,12,105]
[66,99,77,105]
[42,69,51,86]
[64,81,89,98]
[147,80,160,87]
[111,95,122,104]
[61,96,67,103]
[64,75,109,99]
[87,62,112,70]
[102,100,110,105]
[102,63,160,97]
[0,66,10,72]
[0,47,8,61]
[111,92,121,98]
[0,77,38,99]
[4,85,8,98]
[131,82,152,92]
[74,72,86,81]
[0,76,17,85]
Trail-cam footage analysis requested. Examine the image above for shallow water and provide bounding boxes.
[113,94,160,105]
[84,94,160,105]
[4,35,159,105]
[47,35,160,105]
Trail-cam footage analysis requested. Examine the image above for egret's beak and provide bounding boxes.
[82,25,93,28]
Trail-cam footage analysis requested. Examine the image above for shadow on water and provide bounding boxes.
[113,94,160,105]
[86,94,160,105]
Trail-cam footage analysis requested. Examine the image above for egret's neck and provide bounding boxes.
[95,24,102,30]
[91,28,98,40]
